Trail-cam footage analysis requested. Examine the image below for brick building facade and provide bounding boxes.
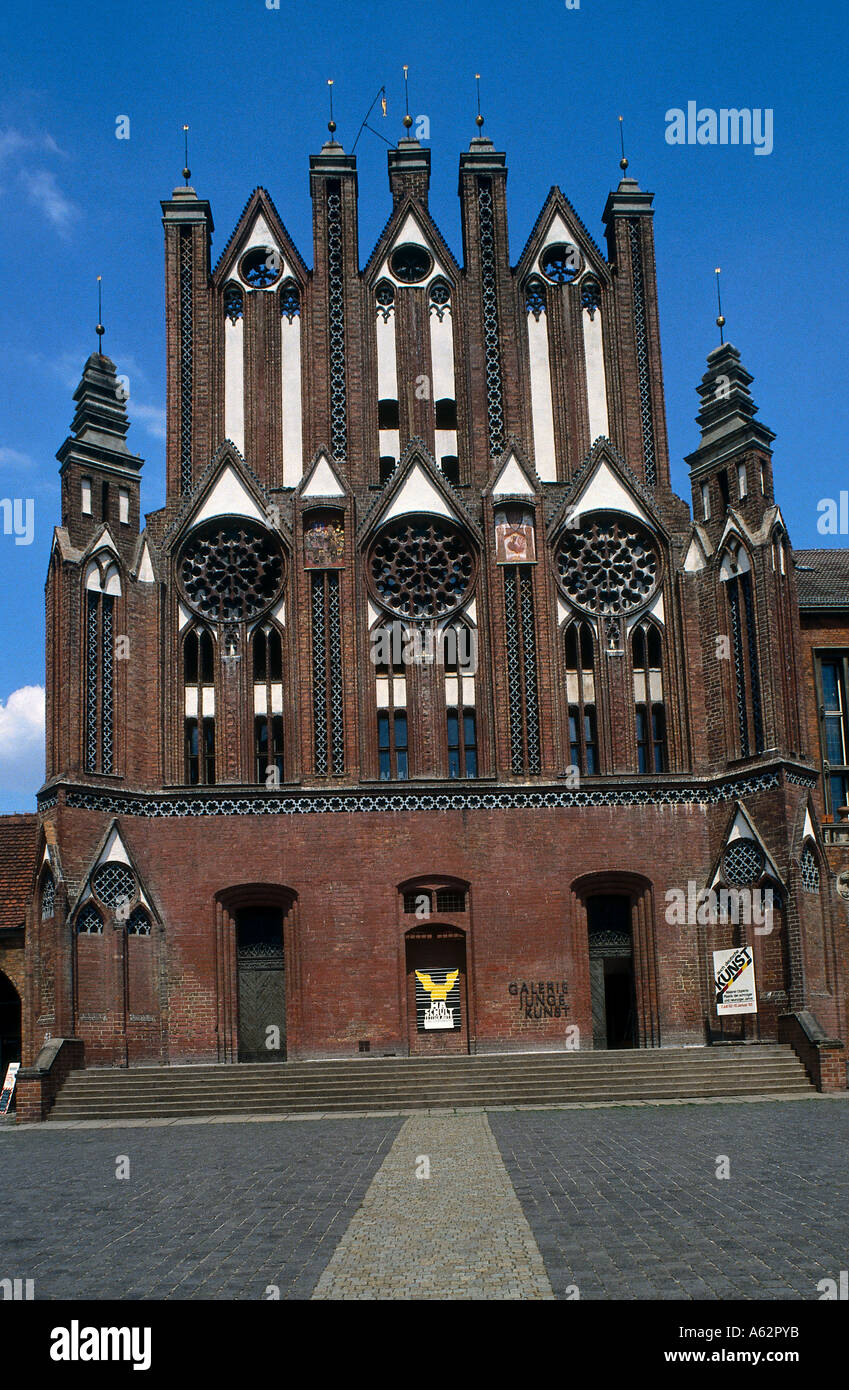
[4,131,848,1076]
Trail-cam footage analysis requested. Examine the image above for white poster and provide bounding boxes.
[0,1062,20,1115]
[713,947,758,1015]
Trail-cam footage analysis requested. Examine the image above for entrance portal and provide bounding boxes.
[405,926,469,1055]
[587,895,636,1049]
[0,972,21,1078]
[236,907,286,1061]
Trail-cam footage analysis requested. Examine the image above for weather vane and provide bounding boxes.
[715,267,726,344]
[182,124,190,184]
[96,276,105,354]
[618,115,629,175]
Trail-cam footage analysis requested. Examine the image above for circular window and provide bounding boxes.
[389,243,433,284]
[92,862,137,909]
[540,242,582,284]
[240,246,282,288]
[723,839,765,886]
[368,517,475,620]
[555,514,660,616]
[178,519,285,624]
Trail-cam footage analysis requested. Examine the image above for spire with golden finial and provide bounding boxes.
[95,275,105,355]
[475,73,484,131]
[402,64,413,131]
[182,123,190,184]
[715,267,726,344]
[618,114,629,176]
[327,78,336,137]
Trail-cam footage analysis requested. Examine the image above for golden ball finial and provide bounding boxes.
[328,121,336,134]
[476,114,484,128]
[403,113,413,129]
[716,315,726,328]
[619,156,629,172]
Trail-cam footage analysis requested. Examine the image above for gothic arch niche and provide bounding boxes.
[398,876,472,1056]
[214,884,297,1063]
[571,873,659,1049]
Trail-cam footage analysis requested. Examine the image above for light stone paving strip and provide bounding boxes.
[311,1112,554,1300]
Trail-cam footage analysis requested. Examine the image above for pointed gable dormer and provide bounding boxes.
[56,353,144,556]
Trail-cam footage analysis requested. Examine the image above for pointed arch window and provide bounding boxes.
[127,907,152,936]
[800,843,820,894]
[524,277,547,321]
[253,623,284,784]
[632,620,667,773]
[76,903,103,935]
[444,621,477,779]
[564,620,597,774]
[84,557,121,775]
[720,542,764,758]
[184,625,215,785]
[373,621,408,780]
[40,870,55,921]
[279,280,300,322]
[223,282,243,324]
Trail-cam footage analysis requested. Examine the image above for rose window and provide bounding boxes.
[179,520,284,624]
[555,514,660,616]
[369,518,475,620]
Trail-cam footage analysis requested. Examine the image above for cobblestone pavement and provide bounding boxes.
[1,1100,846,1300]
[0,1117,401,1299]
[312,1113,553,1300]
[489,1102,849,1300]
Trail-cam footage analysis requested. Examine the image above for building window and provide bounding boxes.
[816,652,849,817]
[800,844,820,894]
[126,907,152,935]
[81,477,92,515]
[632,621,666,772]
[504,566,541,774]
[184,627,215,785]
[253,624,284,784]
[435,888,466,913]
[84,560,120,775]
[76,904,103,935]
[374,623,407,780]
[41,871,56,920]
[444,621,477,779]
[723,552,764,758]
[119,488,129,525]
[737,463,747,499]
[564,620,597,774]
[701,482,711,520]
[311,572,344,775]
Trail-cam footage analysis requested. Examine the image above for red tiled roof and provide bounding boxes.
[0,814,38,931]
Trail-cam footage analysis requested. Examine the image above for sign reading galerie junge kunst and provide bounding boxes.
[415,968,462,1031]
[713,946,758,1015]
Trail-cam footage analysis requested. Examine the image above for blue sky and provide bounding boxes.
[0,0,847,812]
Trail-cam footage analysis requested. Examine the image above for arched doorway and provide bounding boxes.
[405,925,469,1055]
[586,895,636,1049]
[236,906,286,1062]
[0,972,22,1077]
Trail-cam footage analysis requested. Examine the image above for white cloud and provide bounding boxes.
[131,403,166,440]
[20,168,79,235]
[0,685,45,753]
[0,447,34,471]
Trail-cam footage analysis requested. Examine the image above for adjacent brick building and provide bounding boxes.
[4,129,848,1079]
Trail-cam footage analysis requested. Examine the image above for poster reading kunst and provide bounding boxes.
[713,946,758,1015]
[415,968,461,1030]
[0,1062,20,1115]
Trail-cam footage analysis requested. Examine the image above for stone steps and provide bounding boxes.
[46,1045,815,1121]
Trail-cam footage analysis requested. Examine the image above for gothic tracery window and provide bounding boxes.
[564,620,597,774]
[632,620,667,773]
[253,623,284,784]
[373,622,408,781]
[184,626,215,785]
[444,621,477,779]
[40,870,55,920]
[83,557,121,775]
[720,540,763,759]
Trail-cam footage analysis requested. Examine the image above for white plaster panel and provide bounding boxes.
[527,311,557,481]
[384,463,455,522]
[281,315,303,486]
[192,464,266,527]
[302,454,345,498]
[493,452,535,497]
[224,316,245,456]
[430,309,455,401]
[137,541,155,583]
[376,313,398,400]
[574,459,651,524]
[583,308,610,442]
